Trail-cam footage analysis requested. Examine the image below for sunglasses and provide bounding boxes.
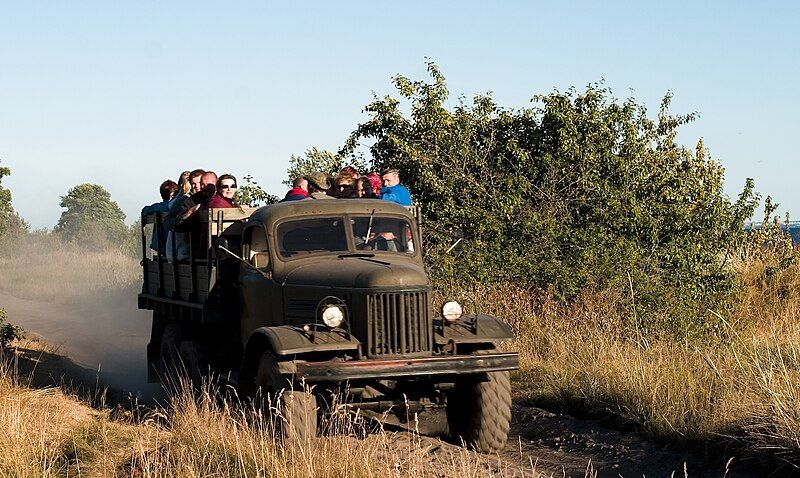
[220,184,237,190]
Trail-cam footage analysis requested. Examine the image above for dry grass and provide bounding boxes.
[0,354,551,478]
[0,349,140,477]
[126,384,529,478]
[0,232,139,303]
[456,255,800,467]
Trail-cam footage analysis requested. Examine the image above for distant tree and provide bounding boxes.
[0,161,29,239]
[341,62,758,333]
[235,175,280,207]
[285,147,367,186]
[55,184,127,245]
[121,218,142,257]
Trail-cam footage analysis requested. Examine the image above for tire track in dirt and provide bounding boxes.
[0,287,162,402]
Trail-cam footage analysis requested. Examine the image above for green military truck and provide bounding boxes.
[139,199,519,452]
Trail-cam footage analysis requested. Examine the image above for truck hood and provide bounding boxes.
[276,257,429,290]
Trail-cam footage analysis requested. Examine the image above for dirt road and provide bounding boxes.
[0,288,749,477]
[0,288,161,402]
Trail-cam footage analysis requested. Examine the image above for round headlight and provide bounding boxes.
[321,305,344,328]
[442,301,463,322]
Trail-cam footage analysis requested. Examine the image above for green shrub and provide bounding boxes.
[0,308,23,348]
[342,62,758,335]
[235,174,280,207]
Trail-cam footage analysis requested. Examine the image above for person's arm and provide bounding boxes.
[169,185,215,231]
[142,200,173,216]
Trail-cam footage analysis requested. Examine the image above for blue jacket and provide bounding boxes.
[380,184,412,206]
[141,199,172,252]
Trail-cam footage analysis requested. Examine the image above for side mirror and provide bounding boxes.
[445,229,465,254]
[445,237,464,254]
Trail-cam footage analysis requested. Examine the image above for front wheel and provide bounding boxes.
[256,351,317,442]
[446,370,512,453]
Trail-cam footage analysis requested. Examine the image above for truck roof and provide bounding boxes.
[248,199,416,227]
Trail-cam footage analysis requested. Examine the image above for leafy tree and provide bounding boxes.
[0,161,28,239]
[341,62,758,333]
[55,184,127,245]
[285,147,367,186]
[235,175,280,207]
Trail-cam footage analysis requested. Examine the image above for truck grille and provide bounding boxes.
[366,291,432,357]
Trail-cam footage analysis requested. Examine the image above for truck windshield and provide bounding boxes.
[277,217,349,258]
[352,216,415,254]
[276,215,416,259]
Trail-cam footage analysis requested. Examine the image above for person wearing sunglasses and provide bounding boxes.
[207,174,238,208]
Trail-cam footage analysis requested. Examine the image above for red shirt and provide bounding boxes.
[207,194,236,208]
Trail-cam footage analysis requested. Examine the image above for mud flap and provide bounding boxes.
[146,341,158,383]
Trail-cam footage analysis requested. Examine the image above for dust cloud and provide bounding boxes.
[0,235,162,402]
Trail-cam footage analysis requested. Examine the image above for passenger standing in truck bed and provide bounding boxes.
[165,170,218,259]
[165,171,191,262]
[282,177,310,202]
[141,180,178,254]
[207,174,238,208]
[380,169,412,206]
[305,172,335,200]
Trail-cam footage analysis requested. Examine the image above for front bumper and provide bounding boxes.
[295,352,519,382]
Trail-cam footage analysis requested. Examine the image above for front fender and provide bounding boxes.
[249,325,361,356]
[238,325,361,396]
[434,314,515,346]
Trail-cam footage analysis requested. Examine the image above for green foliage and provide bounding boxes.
[234,175,280,207]
[0,161,29,240]
[0,308,24,348]
[741,197,797,279]
[285,147,367,186]
[55,184,127,246]
[342,62,758,333]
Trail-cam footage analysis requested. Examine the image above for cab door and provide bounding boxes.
[238,222,281,347]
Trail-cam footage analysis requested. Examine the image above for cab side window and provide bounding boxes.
[243,223,270,269]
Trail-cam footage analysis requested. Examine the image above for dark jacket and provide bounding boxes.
[334,184,357,199]
[164,185,216,259]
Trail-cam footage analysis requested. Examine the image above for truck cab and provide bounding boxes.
[139,199,518,452]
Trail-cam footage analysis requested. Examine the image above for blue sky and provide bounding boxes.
[1,1,798,228]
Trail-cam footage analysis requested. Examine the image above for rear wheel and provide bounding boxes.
[256,351,317,442]
[159,323,182,385]
[446,370,512,453]
[179,340,207,391]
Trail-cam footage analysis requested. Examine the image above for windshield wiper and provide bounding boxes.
[358,256,390,266]
[364,208,375,243]
[337,252,376,259]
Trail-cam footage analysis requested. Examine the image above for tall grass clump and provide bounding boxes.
[0,352,103,477]
[0,353,557,477]
[128,379,523,478]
